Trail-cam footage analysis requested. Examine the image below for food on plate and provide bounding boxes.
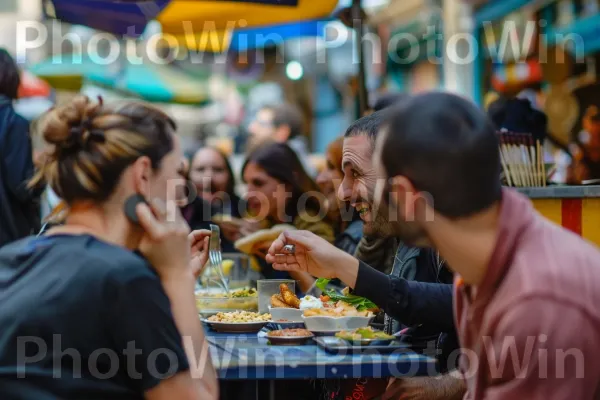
[299,295,323,310]
[234,224,296,254]
[230,288,257,298]
[269,283,302,308]
[335,327,394,341]
[269,285,325,312]
[315,278,379,312]
[267,328,313,337]
[303,301,373,318]
[270,294,293,308]
[207,311,271,323]
[197,288,256,298]
[280,283,301,308]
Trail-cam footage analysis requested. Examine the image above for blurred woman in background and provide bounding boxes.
[185,146,245,252]
[240,142,334,292]
[316,137,362,255]
[0,49,41,247]
[0,96,218,399]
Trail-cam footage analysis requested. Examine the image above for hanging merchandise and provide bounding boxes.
[491,59,543,92]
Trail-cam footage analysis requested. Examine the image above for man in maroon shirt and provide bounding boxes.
[268,92,600,399]
[374,92,600,399]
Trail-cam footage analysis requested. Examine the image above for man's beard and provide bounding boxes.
[362,209,393,237]
[365,199,429,246]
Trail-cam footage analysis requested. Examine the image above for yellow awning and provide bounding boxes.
[157,0,338,35]
[161,30,233,53]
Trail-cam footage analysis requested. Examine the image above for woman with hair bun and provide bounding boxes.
[0,96,218,400]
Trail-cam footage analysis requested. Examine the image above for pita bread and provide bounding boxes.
[234,224,296,254]
[212,214,244,227]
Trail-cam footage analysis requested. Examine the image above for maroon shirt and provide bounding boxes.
[455,189,600,399]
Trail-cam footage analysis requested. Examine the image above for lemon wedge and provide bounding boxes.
[221,259,234,276]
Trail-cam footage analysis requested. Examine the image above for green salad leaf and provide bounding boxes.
[315,278,378,311]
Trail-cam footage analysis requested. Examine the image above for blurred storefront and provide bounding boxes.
[0,0,45,63]
[473,0,600,246]
[371,0,444,93]
[474,0,600,150]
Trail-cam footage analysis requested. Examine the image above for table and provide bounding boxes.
[206,330,437,380]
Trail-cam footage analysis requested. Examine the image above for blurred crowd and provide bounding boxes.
[1,47,600,400]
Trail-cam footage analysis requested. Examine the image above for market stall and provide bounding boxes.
[517,186,600,246]
[473,0,600,247]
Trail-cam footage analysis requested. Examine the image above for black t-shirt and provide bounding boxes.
[0,234,189,400]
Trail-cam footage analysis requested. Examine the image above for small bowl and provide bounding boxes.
[302,315,374,333]
[268,306,303,322]
[269,321,306,330]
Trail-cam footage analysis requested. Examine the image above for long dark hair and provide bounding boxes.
[0,49,20,100]
[242,142,322,220]
[189,146,237,198]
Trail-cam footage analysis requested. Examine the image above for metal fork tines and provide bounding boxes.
[209,224,229,294]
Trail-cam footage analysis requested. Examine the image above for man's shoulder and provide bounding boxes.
[499,218,600,319]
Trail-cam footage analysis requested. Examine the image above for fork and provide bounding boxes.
[209,224,229,294]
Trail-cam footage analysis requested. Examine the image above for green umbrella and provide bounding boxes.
[87,61,210,105]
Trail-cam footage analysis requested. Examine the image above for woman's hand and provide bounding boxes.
[136,199,193,281]
[189,230,210,278]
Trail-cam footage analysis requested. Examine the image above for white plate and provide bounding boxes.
[201,319,269,333]
[302,315,373,333]
[268,306,303,322]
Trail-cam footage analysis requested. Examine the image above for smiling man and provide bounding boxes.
[266,110,466,399]
[339,111,456,335]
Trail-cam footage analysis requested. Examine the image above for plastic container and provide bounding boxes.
[195,295,258,317]
[257,279,295,313]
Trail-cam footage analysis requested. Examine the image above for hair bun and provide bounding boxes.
[41,95,102,146]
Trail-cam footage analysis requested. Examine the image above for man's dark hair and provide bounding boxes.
[0,49,20,100]
[263,103,304,139]
[381,92,502,218]
[344,109,388,144]
[372,92,408,112]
